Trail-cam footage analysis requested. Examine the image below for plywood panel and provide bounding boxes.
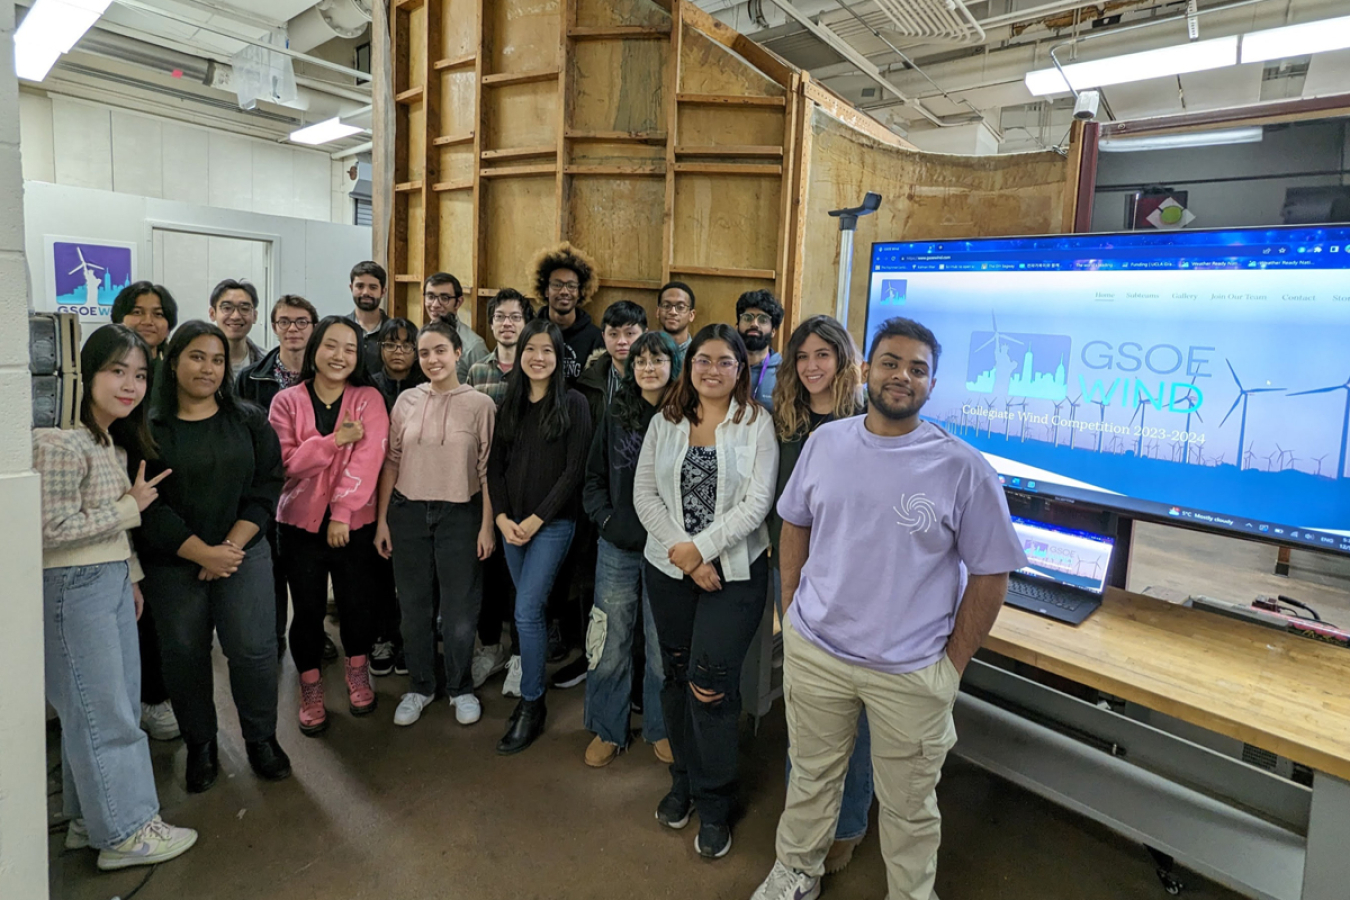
[438,145,476,185]
[679,22,784,98]
[678,106,784,147]
[664,274,774,335]
[439,69,478,137]
[673,173,781,272]
[575,0,667,28]
[588,286,659,330]
[408,4,428,88]
[569,142,665,166]
[407,192,425,277]
[438,191,475,288]
[569,177,664,283]
[572,39,665,134]
[488,0,561,75]
[485,82,559,150]
[443,0,479,60]
[407,105,427,180]
[481,175,558,290]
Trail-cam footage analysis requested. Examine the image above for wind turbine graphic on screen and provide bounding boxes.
[1287,374,1350,480]
[1128,399,1153,456]
[68,248,105,308]
[974,313,1024,355]
[1219,359,1284,471]
[1089,397,1108,452]
[1064,392,1082,449]
[1174,385,1203,464]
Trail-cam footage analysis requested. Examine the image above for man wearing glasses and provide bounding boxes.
[467,288,532,405]
[736,289,784,412]
[209,279,265,377]
[532,243,604,385]
[348,261,390,374]
[657,281,697,356]
[422,271,488,380]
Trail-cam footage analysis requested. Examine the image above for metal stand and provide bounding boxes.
[828,192,881,325]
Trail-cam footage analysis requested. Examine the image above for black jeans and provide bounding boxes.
[477,541,518,649]
[387,491,483,698]
[143,541,279,745]
[266,522,288,645]
[645,554,769,827]
[372,553,401,647]
[136,602,169,705]
[279,521,379,672]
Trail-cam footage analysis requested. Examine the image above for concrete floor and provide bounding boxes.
[50,521,1346,900]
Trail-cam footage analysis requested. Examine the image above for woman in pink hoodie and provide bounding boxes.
[269,316,390,735]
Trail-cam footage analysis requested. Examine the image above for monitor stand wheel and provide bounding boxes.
[1146,845,1184,896]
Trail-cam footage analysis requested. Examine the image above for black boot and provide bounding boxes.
[246,736,293,781]
[185,738,219,793]
[496,698,547,755]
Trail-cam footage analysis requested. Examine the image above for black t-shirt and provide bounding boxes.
[307,383,342,436]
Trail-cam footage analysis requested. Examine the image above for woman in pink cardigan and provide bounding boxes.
[269,316,390,735]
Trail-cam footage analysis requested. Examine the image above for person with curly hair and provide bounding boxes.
[531,243,604,386]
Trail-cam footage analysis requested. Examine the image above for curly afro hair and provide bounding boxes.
[531,242,599,306]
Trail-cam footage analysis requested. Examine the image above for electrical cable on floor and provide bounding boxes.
[110,864,157,900]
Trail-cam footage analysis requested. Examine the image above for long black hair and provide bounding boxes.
[497,317,571,445]
[612,330,681,433]
[300,316,372,386]
[663,323,757,426]
[79,324,157,463]
[154,320,254,419]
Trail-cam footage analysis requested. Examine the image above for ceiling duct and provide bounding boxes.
[288,0,373,54]
[870,0,985,44]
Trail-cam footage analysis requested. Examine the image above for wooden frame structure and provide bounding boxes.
[381,0,1081,341]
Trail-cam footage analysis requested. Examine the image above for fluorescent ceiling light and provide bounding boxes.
[290,117,364,145]
[1025,35,1239,95]
[1098,127,1264,153]
[14,0,112,83]
[1241,14,1350,64]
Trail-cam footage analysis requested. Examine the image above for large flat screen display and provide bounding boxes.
[864,226,1350,555]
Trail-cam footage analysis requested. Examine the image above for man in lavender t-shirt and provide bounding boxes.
[750,317,1027,900]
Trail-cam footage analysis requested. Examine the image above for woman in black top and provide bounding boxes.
[370,317,427,412]
[488,317,593,754]
[137,321,290,793]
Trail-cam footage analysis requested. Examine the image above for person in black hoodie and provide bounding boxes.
[580,330,681,768]
[532,242,604,386]
[369,317,428,413]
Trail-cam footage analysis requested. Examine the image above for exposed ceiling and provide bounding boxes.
[696,0,1350,153]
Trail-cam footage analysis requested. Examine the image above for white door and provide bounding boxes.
[152,229,274,349]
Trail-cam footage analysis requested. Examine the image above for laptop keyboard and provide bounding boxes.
[1009,578,1087,611]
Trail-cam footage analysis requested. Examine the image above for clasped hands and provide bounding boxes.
[669,541,720,592]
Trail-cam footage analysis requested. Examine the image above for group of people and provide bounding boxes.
[37,241,1027,900]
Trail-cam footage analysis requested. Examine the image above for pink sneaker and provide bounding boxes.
[345,655,377,716]
[298,669,328,736]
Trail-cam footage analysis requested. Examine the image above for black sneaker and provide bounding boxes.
[393,646,408,676]
[322,634,339,662]
[550,656,589,689]
[695,821,732,859]
[547,621,568,663]
[655,791,692,830]
[370,640,395,677]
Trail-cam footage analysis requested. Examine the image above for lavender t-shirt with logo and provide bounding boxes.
[778,418,1027,675]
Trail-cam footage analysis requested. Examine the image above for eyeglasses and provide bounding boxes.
[633,356,671,371]
[692,357,739,373]
[424,292,460,306]
[738,313,773,328]
[548,280,580,294]
[217,302,255,316]
[381,341,415,353]
[274,317,312,331]
[657,301,690,313]
[491,313,525,324]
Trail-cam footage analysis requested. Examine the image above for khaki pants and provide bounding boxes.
[776,619,960,900]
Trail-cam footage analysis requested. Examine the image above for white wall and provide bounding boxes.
[0,0,50,896]
[19,92,356,226]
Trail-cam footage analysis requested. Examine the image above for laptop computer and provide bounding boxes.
[1004,515,1116,625]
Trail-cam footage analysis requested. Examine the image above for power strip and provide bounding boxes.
[1189,595,1350,649]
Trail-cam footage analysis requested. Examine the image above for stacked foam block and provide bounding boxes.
[29,313,81,428]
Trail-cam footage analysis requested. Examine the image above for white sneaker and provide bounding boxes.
[472,642,509,688]
[140,701,181,741]
[749,860,821,900]
[64,818,90,850]
[501,654,522,698]
[96,816,198,871]
[449,693,482,725]
[393,692,434,726]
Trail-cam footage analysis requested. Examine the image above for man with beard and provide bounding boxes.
[422,271,488,380]
[533,243,604,386]
[347,261,389,374]
[735,289,783,411]
[748,317,1026,900]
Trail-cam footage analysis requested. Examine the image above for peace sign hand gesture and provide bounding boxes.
[126,461,172,512]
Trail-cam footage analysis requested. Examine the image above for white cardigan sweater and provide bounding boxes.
[633,400,778,582]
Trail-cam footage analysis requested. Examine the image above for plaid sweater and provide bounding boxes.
[34,427,143,580]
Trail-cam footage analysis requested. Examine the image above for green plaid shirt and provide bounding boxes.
[466,348,511,404]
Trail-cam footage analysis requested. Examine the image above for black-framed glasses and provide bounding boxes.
[381,341,415,353]
[275,317,312,330]
[424,292,460,306]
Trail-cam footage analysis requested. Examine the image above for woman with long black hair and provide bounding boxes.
[488,317,593,754]
[37,324,197,869]
[137,321,290,793]
[634,323,778,860]
[270,316,389,735]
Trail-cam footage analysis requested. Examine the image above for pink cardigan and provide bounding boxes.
[269,384,390,532]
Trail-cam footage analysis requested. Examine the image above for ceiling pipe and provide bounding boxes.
[332,140,372,160]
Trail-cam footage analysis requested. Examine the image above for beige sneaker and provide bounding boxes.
[652,738,674,764]
[96,816,198,871]
[584,735,621,768]
[64,818,90,850]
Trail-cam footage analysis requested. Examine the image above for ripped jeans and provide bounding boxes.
[645,555,769,827]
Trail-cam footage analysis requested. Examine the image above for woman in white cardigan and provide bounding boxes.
[634,323,778,861]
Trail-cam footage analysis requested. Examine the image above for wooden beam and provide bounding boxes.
[394,274,422,283]
[675,144,784,158]
[601,278,665,290]
[470,0,486,332]
[421,0,442,295]
[678,0,797,89]
[674,162,783,176]
[677,92,785,107]
[432,180,474,192]
[433,53,476,71]
[481,145,557,161]
[801,76,916,151]
[394,180,424,192]
[670,265,777,280]
[482,68,561,87]
[569,25,671,40]
[566,165,664,176]
[557,0,574,244]
[566,130,668,144]
[432,132,475,146]
[393,0,423,8]
[661,0,682,285]
[394,86,424,104]
[480,164,559,178]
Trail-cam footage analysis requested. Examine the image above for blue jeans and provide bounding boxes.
[584,539,665,746]
[44,562,159,849]
[503,519,575,702]
[775,567,873,841]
